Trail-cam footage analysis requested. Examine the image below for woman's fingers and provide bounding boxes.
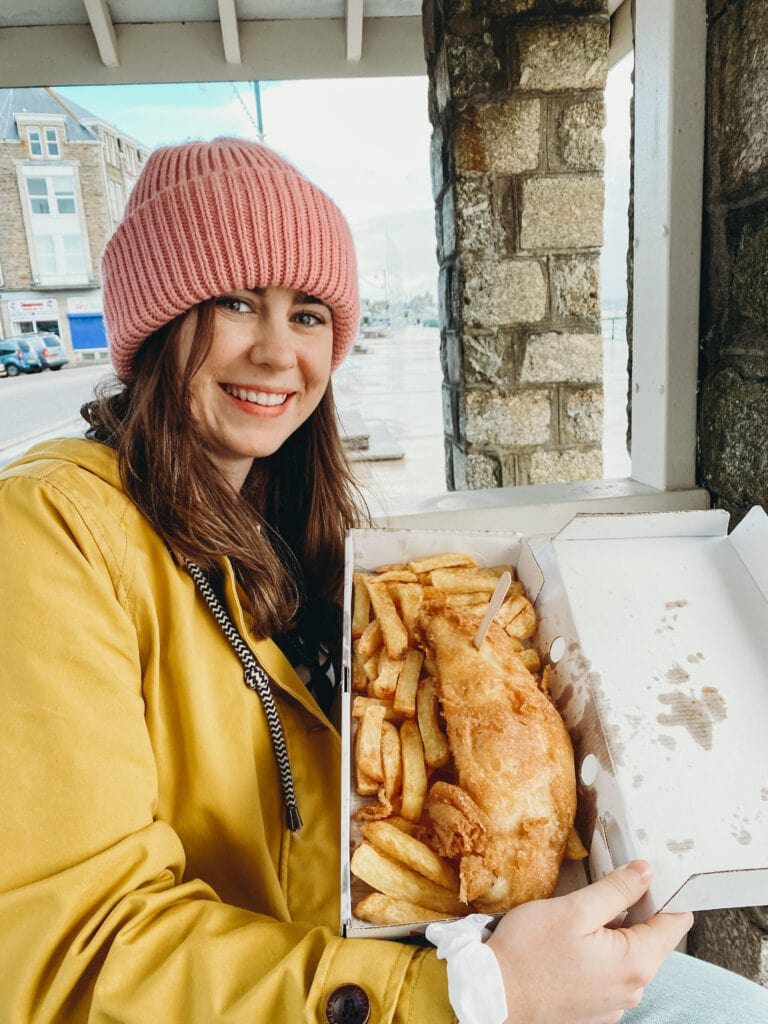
[567,861,653,931]
[628,909,695,963]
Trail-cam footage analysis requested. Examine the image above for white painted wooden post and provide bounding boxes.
[630,0,706,490]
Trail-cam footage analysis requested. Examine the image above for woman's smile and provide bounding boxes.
[221,383,292,412]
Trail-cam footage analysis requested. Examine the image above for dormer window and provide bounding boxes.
[44,127,60,157]
[28,127,42,156]
[26,125,60,159]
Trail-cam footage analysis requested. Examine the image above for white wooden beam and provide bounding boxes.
[629,0,706,490]
[82,0,120,68]
[218,0,242,65]
[346,0,364,62]
[0,19,427,87]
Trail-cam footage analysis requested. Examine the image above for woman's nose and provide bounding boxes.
[248,317,297,369]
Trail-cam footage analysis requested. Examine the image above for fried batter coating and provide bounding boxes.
[417,598,576,913]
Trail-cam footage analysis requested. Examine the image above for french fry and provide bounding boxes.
[519,647,541,674]
[355,759,379,797]
[371,648,403,699]
[357,618,383,657]
[350,843,466,916]
[351,646,368,692]
[416,676,450,769]
[351,575,371,638]
[351,696,397,721]
[374,561,410,573]
[495,592,529,628]
[399,719,428,821]
[366,569,419,584]
[356,705,386,782]
[565,826,589,860]
[540,664,552,695]
[408,553,478,574]
[487,563,516,578]
[380,721,403,800]
[365,581,409,660]
[361,820,458,891]
[429,568,499,594]
[390,582,424,638]
[504,598,537,640]
[354,893,452,925]
[393,647,422,718]
[363,655,379,684]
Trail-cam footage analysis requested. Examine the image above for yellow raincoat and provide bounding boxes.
[0,438,452,1023]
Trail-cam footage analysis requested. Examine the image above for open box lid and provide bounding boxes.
[535,507,768,923]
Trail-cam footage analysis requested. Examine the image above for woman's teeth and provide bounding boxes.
[223,384,288,406]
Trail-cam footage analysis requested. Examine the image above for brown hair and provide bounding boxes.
[81,299,370,665]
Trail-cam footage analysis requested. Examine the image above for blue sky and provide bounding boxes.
[58,61,631,307]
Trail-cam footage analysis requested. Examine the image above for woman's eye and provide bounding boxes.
[294,309,325,326]
[216,297,251,313]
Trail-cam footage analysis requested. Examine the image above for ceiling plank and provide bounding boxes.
[0,19,427,88]
[82,0,120,68]
[346,0,363,62]
[218,0,242,65]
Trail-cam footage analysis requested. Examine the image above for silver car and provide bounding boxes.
[27,333,69,371]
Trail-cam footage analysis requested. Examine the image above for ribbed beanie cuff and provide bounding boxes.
[102,138,359,380]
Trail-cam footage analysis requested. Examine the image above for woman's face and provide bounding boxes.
[177,286,334,489]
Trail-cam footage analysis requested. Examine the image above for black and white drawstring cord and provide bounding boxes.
[186,561,303,832]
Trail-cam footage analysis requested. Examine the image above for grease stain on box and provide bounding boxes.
[656,686,727,751]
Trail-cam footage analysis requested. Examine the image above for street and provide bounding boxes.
[0,363,113,466]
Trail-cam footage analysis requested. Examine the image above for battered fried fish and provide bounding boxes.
[416,598,576,913]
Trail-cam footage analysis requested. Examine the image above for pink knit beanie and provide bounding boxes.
[102,137,359,380]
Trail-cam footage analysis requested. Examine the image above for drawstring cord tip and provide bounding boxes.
[287,803,303,832]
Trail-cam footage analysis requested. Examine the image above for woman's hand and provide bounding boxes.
[486,861,693,1024]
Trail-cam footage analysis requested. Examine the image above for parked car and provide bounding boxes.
[0,360,7,379]
[27,332,69,371]
[0,336,42,376]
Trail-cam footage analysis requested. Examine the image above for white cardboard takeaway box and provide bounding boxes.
[534,506,768,925]
[339,527,562,939]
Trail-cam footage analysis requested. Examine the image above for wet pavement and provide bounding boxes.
[333,326,448,520]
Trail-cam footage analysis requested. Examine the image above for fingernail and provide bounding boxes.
[626,860,652,883]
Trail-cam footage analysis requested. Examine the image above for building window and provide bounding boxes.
[19,167,90,286]
[26,125,61,158]
[103,131,120,166]
[28,127,43,156]
[107,178,124,227]
[26,175,76,216]
[122,142,137,176]
[44,127,60,157]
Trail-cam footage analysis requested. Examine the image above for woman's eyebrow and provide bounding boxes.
[295,291,329,307]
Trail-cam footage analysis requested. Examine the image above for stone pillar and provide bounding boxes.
[698,0,768,524]
[689,906,768,988]
[692,0,768,984]
[423,0,609,491]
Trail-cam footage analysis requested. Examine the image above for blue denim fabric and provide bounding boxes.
[625,952,768,1023]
